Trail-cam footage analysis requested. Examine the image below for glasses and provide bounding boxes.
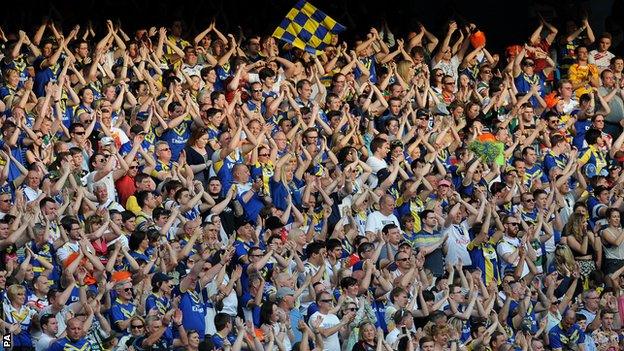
[124,287,133,293]
[252,89,262,93]
[524,198,535,202]
[73,131,85,135]
[524,62,535,67]
[159,148,170,152]
[444,81,454,85]
[259,153,269,157]
[131,324,144,329]
[320,299,334,303]
[396,257,409,262]
[507,222,519,227]
[129,165,139,169]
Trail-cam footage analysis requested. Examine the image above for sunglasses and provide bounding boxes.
[396,258,409,262]
[524,62,535,67]
[124,287,133,293]
[129,165,139,170]
[259,153,269,157]
[320,299,334,303]
[131,324,144,329]
[73,131,85,135]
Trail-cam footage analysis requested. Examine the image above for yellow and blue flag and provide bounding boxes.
[272,0,346,55]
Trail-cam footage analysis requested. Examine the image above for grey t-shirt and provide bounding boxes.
[599,86,624,123]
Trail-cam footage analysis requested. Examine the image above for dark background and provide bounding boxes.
[2,0,623,56]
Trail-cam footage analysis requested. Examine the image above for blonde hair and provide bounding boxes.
[555,245,576,275]
[431,324,450,339]
[396,61,413,83]
[563,212,586,243]
[7,284,26,303]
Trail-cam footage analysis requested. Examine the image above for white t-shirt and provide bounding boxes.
[561,98,579,115]
[365,156,388,188]
[57,241,80,263]
[432,56,461,82]
[35,333,55,351]
[110,127,130,150]
[588,50,615,71]
[365,211,400,234]
[309,311,341,351]
[496,236,529,277]
[443,221,473,266]
[204,274,238,335]
[86,172,117,203]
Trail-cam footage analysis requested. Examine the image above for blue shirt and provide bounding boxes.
[48,337,92,351]
[549,323,585,350]
[110,298,137,334]
[178,283,206,339]
[514,72,546,108]
[160,116,192,161]
[211,333,237,349]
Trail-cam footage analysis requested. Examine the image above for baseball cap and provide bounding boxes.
[276,287,296,300]
[438,179,452,187]
[235,217,255,231]
[152,272,172,287]
[265,216,285,231]
[101,136,114,146]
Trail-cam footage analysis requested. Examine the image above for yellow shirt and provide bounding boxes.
[125,196,141,215]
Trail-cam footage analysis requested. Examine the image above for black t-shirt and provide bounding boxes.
[133,335,170,351]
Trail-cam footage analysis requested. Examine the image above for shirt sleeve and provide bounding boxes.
[548,329,563,349]
[111,304,127,325]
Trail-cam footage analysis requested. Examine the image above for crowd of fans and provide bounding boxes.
[0,10,622,351]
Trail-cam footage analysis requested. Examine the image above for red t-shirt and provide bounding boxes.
[115,175,135,207]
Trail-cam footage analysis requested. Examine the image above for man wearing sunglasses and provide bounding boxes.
[308,292,354,351]
[497,216,530,278]
[111,280,137,335]
[514,52,550,108]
